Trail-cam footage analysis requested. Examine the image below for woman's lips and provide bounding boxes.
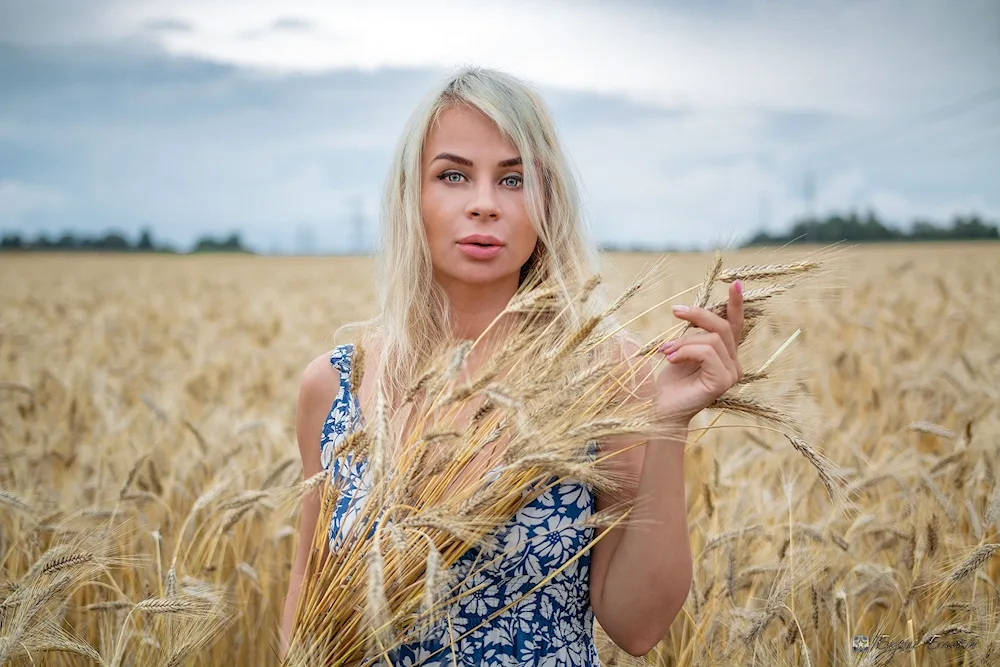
[457,243,503,260]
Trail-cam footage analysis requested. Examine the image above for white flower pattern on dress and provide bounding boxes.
[319,344,603,666]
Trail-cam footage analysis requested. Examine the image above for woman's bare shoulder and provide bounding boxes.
[299,333,380,408]
[295,348,351,464]
[298,348,346,411]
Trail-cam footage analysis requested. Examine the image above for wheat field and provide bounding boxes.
[1,243,998,666]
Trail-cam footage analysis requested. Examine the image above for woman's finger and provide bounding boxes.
[659,332,736,375]
[727,280,745,346]
[664,343,733,386]
[670,305,738,363]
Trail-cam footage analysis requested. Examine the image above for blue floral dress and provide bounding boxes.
[320,343,603,666]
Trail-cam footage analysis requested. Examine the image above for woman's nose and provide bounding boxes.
[467,183,500,219]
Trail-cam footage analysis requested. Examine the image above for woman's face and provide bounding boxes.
[420,104,538,291]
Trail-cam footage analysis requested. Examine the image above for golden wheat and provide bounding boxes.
[1,243,997,665]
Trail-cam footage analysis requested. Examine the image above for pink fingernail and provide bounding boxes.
[667,351,678,361]
[734,280,743,294]
[659,341,674,353]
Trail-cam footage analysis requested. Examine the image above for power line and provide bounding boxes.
[910,85,1000,125]
[853,119,1000,164]
[806,84,1000,166]
[791,86,1000,217]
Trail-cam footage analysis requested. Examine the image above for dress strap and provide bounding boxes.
[330,343,354,375]
[321,343,361,470]
[329,343,363,430]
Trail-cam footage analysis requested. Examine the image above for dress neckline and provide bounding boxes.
[333,343,505,483]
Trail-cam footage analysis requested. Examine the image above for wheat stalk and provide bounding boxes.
[718,261,820,283]
[0,490,32,513]
[949,544,1000,582]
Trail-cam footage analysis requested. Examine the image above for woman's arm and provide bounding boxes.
[279,352,341,660]
[588,346,693,657]
[590,285,743,656]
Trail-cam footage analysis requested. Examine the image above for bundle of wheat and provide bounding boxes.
[283,252,842,666]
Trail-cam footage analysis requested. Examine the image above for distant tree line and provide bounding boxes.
[4,210,996,255]
[0,227,252,254]
[743,211,997,246]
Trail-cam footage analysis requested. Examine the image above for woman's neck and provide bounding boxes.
[436,272,520,343]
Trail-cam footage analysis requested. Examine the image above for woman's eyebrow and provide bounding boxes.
[431,153,522,168]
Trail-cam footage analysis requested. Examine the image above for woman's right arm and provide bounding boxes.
[280,351,341,660]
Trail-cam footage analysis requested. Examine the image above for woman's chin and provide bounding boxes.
[440,265,521,287]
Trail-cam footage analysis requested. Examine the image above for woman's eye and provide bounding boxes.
[438,171,521,187]
[439,171,465,183]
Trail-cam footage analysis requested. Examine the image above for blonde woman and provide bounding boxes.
[281,67,745,664]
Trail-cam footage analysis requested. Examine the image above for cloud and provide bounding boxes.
[0,43,444,251]
[0,0,119,45]
[93,0,999,118]
[0,1,997,251]
[239,16,319,41]
[6,0,997,114]
[141,18,195,34]
[270,17,315,32]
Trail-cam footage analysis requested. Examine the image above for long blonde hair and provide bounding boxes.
[335,66,628,407]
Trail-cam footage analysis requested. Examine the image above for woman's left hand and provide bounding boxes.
[652,281,744,425]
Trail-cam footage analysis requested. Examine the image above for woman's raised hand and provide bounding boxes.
[652,281,744,426]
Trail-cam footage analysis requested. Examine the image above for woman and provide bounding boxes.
[281,67,744,664]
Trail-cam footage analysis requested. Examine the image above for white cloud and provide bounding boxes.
[16,0,987,117]
[1,0,997,250]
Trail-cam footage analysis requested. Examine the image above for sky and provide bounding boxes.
[1,0,998,253]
